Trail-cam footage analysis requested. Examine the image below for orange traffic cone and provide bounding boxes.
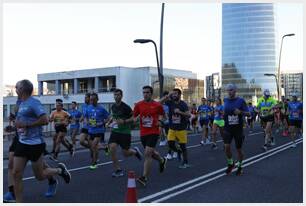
[125,171,138,203]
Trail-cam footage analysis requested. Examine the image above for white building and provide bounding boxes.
[3,66,204,122]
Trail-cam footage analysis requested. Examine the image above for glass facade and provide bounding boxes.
[222,3,277,101]
[151,75,204,105]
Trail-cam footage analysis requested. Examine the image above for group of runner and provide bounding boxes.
[3,79,303,203]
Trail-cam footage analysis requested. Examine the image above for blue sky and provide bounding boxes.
[3,3,303,86]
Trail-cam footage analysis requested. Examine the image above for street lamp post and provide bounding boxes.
[264,73,279,100]
[134,39,164,98]
[277,33,295,101]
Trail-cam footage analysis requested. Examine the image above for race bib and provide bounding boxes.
[200,113,207,119]
[228,115,239,125]
[142,116,153,128]
[89,118,97,127]
[54,118,62,125]
[292,112,299,119]
[172,115,181,124]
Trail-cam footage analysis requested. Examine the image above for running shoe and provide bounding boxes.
[236,167,243,176]
[89,164,98,170]
[134,147,143,161]
[225,163,235,175]
[179,163,191,169]
[211,143,218,150]
[137,176,147,187]
[3,192,16,203]
[172,152,178,159]
[282,130,289,137]
[262,144,268,151]
[200,140,205,146]
[165,153,173,160]
[112,169,124,177]
[159,139,167,146]
[58,163,71,184]
[270,137,275,146]
[159,157,167,173]
[45,179,58,197]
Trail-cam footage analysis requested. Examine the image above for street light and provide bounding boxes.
[277,33,295,101]
[134,39,164,98]
[264,73,279,99]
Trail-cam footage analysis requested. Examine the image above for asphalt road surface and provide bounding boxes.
[2,124,303,203]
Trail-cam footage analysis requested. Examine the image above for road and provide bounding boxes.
[2,124,303,203]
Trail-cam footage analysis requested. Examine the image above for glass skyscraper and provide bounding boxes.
[222,3,277,102]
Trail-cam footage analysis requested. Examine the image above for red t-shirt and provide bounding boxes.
[133,100,164,137]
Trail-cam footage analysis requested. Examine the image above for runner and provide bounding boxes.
[12,80,71,203]
[79,93,91,155]
[49,99,74,159]
[190,103,198,133]
[197,98,213,145]
[257,89,277,150]
[132,86,167,186]
[280,96,289,137]
[84,92,110,169]
[68,101,82,151]
[223,84,250,176]
[106,89,143,177]
[247,102,256,132]
[159,91,170,146]
[208,99,215,129]
[211,98,224,150]
[288,93,303,147]
[161,88,191,168]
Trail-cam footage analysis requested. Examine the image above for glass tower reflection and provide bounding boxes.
[222,3,277,102]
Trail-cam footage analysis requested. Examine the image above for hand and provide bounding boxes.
[174,108,181,114]
[234,109,242,115]
[15,120,28,128]
[116,119,124,125]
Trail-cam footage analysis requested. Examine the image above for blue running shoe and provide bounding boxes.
[3,191,16,203]
[44,180,58,197]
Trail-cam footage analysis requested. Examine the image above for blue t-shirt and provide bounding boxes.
[224,97,249,128]
[16,97,46,145]
[248,106,256,117]
[214,105,224,121]
[288,101,303,120]
[69,109,82,129]
[85,104,109,134]
[197,105,212,120]
[81,103,90,129]
[162,104,169,125]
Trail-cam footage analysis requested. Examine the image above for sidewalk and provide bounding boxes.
[3,130,141,160]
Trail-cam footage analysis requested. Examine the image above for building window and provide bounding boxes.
[98,76,116,93]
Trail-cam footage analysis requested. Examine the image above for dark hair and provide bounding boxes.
[19,79,33,96]
[163,91,169,96]
[114,88,123,95]
[90,92,99,99]
[56,98,63,103]
[72,101,77,105]
[173,88,182,95]
[85,93,90,98]
[143,85,153,94]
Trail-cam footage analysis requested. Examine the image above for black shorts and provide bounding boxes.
[140,134,159,148]
[108,132,131,150]
[89,133,105,141]
[9,134,19,153]
[14,141,46,162]
[81,128,89,134]
[199,119,210,127]
[247,118,253,125]
[223,127,245,149]
[260,115,274,123]
[55,125,67,134]
[289,120,302,129]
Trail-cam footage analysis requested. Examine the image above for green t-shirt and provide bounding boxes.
[110,102,133,134]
